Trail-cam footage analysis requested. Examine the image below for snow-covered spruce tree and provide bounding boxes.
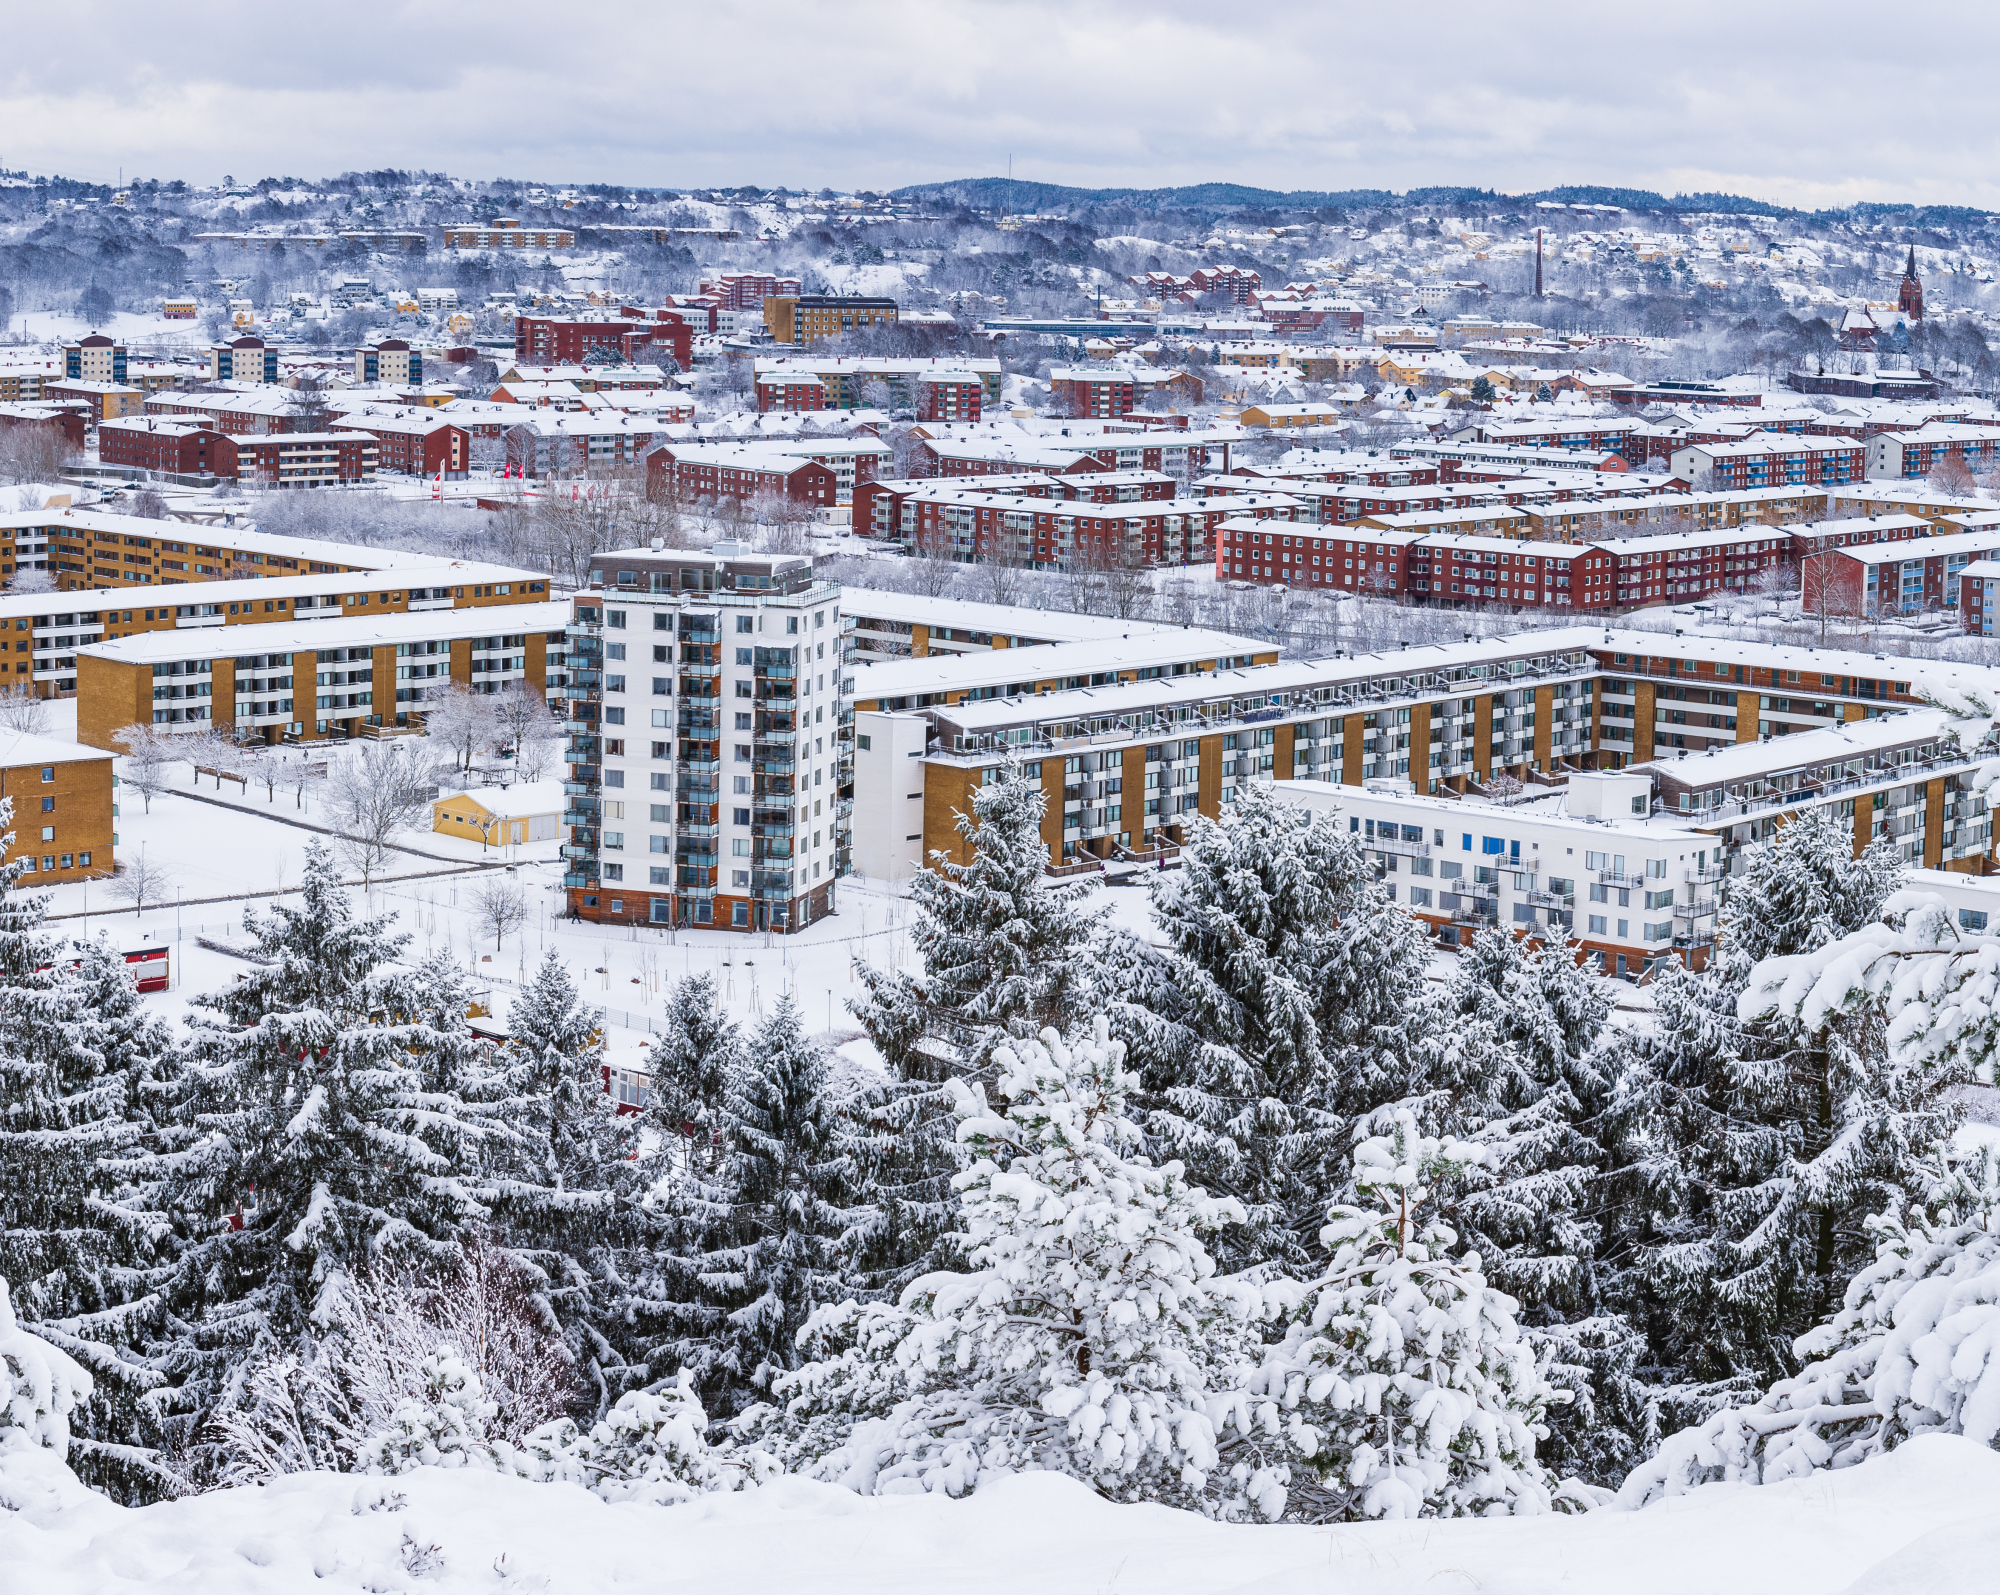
[651,995,857,1415]
[853,755,1101,1076]
[1226,1110,1559,1521]
[1597,806,1925,1419]
[644,972,741,1178]
[148,841,510,1483]
[1616,1141,2000,1505]
[849,756,1101,1287]
[483,949,635,1405]
[1130,784,1437,1272]
[753,1016,1264,1514]
[0,1275,93,1458]
[0,809,178,1499]
[1434,928,1635,1483]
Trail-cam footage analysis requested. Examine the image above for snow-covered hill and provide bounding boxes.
[3,1432,1996,1594]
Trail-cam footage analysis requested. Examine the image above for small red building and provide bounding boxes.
[332,412,470,477]
[755,372,828,413]
[647,443,839,506]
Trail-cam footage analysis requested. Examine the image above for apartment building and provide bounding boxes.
[46,380,143,422]
[842,588,1224,662]
[0,729,115,884]
[763,296,899,345]
[752,357,1003,411]
[1868,423,2000,479]
[513,315,691,373]
[560,545,848,934]
[331,411,468,477]
[502,413,670,478]
[699,273,803,310]
[645,437,890,507]
[62,334,126,384]
[1049,368,1136,419]
[234,431,376,487]
[1802,528,2000,618]
[1280,772,1724,977]
[3,565,546,698]
[754,372,828,412]
[442,219,575,249]
[853,470,1177,538]
[916,370,984,423]
[207,336,280,383]
[142,388,305,435]
[355,339,423,385]
[1957,561,2000,634]
[97,417,237,478]
[75,599,569,747]
[1672,434,1865,489]
[908,489,1287,570]
[0,507,517,594]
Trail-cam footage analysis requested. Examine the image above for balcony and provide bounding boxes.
[562,777,600,796]
[678,756,722,775]
[1368,833,1430,859]
[559,843,597,862]
[561,872,598,889]
[679,821,720,839]
[561,807,600,828]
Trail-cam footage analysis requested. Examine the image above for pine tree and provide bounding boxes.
[1600,804,1927,1429]
[0,804,177,1499]
[1231,1110,1559,1521]
[656,995,856,1414]
[1130,784,1438,1272]
[756,1016,1262,1513]
[516,1370,771,1503]
[849,757,1102,1287]
[148,841,509,1483]
[485,949,635,1406]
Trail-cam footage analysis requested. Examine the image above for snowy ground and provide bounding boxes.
[2,1431,1995,1594]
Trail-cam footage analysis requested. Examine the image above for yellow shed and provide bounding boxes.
[432,780,563,847]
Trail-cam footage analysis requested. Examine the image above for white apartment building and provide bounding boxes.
[1281,771,1729,979]
[562,542,850,933]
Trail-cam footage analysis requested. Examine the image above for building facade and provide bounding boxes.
[559,545,848,934]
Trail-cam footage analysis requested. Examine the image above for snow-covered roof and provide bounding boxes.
[433,780,564,820]
[77,599,572,664]
[1630,708,1961,791]
[1825,529,2000,566]
[0,729,113,769]
[851,629,1264,704]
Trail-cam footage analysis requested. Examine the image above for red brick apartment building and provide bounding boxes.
[235,432,376,487]
[1050,369,1135,418]
[97,417,238,477]
[698,273,802,310]
[916,371,984,423]
[514,314,691,373]
[754,373,829,413]
[646,444,839,506]
[331,413,469,477]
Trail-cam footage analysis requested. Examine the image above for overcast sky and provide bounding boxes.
[10,1,2000,209]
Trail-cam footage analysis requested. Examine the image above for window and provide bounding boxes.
[857,733,871,750]
[736,616,753,634]
[40,767,53,783]
[1588,914,1608,935]
[1961,908,1990,933]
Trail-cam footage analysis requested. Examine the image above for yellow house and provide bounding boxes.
[1239,403,1344,429]
[432,780,563,847]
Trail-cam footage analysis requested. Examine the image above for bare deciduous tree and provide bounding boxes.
[325,741,433,887]
[469,877,529,950]
[111,723,174,814]
[110,853,174,911]
[490,682,560,776]
[0,683,50,734]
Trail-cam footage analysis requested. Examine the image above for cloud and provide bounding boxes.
[7,0,2000,207]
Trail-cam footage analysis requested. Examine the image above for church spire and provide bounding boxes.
[1898,245,1923,322]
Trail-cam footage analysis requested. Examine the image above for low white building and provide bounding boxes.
[1279,770,1729,978]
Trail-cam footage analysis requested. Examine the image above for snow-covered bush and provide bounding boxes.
[359,1344,498,1475]
[753,1016,1259,1511]
[518,1373,772,1505]
[1618,1144,2000,1506]
[0,1277,92,1457]
[1224,1112,1559,1520]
